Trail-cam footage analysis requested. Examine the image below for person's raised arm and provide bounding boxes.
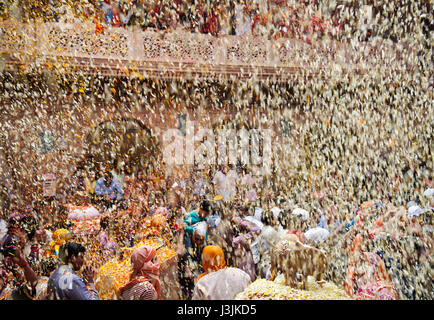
[94,179,103,195]
[184,213,196,235]
[8,248,38,288]
[114,180,124,200]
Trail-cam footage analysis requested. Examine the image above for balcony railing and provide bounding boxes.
[0,20,417,81]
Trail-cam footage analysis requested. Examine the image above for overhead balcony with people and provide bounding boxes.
[0,0,418,81]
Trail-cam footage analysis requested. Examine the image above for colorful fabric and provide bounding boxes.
[345,249,398,300]
[121,245,161,299]
[232,234,257,282]
[120,279,158,300]
[184,210,207,235]
[94,177,124,200]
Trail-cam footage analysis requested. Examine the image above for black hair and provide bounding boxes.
[278,210,290,228]
[1,234,18,257]
[200,200,211,214]
[212,203,223,217]
[100,216,109,230]
[59,242,86,263]
[261,210,275,226]
[21,215,37,241]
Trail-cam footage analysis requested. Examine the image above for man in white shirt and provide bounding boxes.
[212,165,239,201]
[235,3,252,36]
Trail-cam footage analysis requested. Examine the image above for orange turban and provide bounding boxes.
[198,245,226,281]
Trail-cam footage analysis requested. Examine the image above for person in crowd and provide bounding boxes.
[212,164,238,202]
[47,242,99,300]
[232,231,258,282]
[260,208,278,229]
[118,245,160,300]
[99,0,120,27]
[192,245,251,300]
[97,216,118,262]
[253,226,283,279]
[234,1,251,36]
[94,169,124,208]
[84,170,97,201]
[228,204,261,281]
[34,256,58,300]
[1,240,39,300]
[177,221,207,300]
[344,205,399,300]
[209,202,233,260]
[345,248,398,300]
[233,203,263,234]
[183,200,211,250]
[287,214,308,243]
[111,159,126,190]
[1,211,23,241]
[44,228,72,258]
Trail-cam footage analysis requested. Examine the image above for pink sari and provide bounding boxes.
[346,249,398,300]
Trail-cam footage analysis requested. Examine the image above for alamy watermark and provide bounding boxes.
[162,120,274,175]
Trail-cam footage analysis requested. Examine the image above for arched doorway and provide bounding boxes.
[212,118,263,171]
[85,118,161,175]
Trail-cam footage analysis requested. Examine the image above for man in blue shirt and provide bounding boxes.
[94,170,124,208]
[178,201,210,300]
[184,200,211,239]
[47,242,99,300]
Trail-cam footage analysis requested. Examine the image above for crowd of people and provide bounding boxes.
[0,0,431,304]
[0,0,343,39]
[0,156,432,300]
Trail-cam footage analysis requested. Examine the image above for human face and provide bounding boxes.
[198,208,206,218]
[151,254,159,265]
[104,174,113,187]
[35,229,47,243]
[70,252,85,272]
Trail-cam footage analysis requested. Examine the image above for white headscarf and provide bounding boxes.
[408,205,425,217]
[254,207,263,222]
[304,227,330,244]
[194,221,208,238]
[292,208,309,221]
[423,188,434,197]
[257,226,280,254]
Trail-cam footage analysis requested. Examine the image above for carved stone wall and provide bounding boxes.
[0,21,418,80]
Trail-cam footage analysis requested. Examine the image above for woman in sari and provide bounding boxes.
[97,216,118,262]
[253,226,283,279]
[344,207,398,300]
[192,245,251,300]
[118,245,160,300]
[345,249,398,300]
